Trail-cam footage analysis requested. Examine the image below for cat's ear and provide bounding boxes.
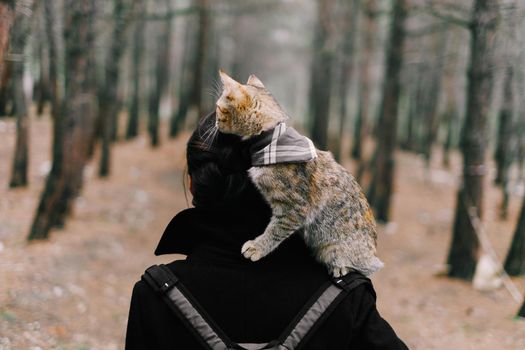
[219,69,241,90]
[246,74,265,88]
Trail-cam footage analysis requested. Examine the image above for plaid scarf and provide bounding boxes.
[247,123,317,166]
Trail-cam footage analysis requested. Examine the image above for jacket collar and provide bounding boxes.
[155,205,317,267]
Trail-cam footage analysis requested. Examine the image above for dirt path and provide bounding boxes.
[0,115,524,349]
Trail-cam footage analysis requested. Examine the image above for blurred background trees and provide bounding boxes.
[1,0,525,315]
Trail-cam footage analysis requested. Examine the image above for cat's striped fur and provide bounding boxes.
[215,70,383,277]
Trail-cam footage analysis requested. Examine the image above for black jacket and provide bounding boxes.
[125,205,409,350]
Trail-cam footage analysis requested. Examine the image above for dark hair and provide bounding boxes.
[186,112,263,208]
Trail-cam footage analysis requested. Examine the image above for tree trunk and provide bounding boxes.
[169,7,199,136]
[193,0,209,120]
[352,0,377,161]
[28,0,95,240]
[43,0,60,118]
[504,196,525,276]
[126,3,144,140]
[496,66,514,219]
[333,0,359,162]
[0,2,13,88]
[447,0,499,280]
[34,10,50,117]
[308,0,335,151]
[98,0,134,177]
[147,0,172,147]
[442,107,456,168]
[9,0,35,188]
[366,0,407,222]
[422,33,447,167]
[519,297,525,318]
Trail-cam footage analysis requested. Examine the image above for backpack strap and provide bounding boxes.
[142,265,371,350]
[274,270,372,350]
[142,264,236,350]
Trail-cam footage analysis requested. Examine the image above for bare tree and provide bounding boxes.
[0,0,13,88]
[147,0,172,147]
[9,0,35,188]
[98,0,134,177]
[333,0,359,162]
[366,0,408,222]
[494,66,514,219]
[308,0,335,151]
[169,0,209,136]
[447,0,499,280]
[126,0,144,140]
[29,0,96,240]
[352,0,377,161]
[504,196,525,276]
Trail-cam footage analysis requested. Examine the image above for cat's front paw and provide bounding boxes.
[241,240,264,262]
[332,266,352,278]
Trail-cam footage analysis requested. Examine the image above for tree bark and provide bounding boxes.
[33,7,50,117]
[333,0,359,162]
[447,0,499,280]
[169,4,201,136]
[43,0,60,118]
[504,196,525,276]
[9,0,35,188]
[126,1,144,140]
[0,2,13,89]
[98,0,134,177]
[352,0,377,161]
[192,0,209,120]
[422,33,448,167]
[147,0,172,147]
[308,0,335,151]
[366,0,407,222]
[519,297,525,318]
[29,0,95,240]
[496,66,514,219]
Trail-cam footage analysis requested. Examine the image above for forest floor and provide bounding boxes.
[0,112,524,350]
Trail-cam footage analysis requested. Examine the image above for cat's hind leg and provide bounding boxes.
[315,243,351,277]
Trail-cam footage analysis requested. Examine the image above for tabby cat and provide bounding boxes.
[214,70,383,277]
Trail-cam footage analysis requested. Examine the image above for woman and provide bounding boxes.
[125,112,409,349]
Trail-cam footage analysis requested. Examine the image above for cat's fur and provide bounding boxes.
[215,70,383,277]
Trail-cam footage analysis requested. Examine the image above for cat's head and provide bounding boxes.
[216,70,288,139]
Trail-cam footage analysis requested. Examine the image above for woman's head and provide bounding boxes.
[186,112,265,208]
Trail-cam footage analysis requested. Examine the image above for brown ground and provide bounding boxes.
[0,113,524,349]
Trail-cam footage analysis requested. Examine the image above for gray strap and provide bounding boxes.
[281,284,343,349]
[167,287,230,350]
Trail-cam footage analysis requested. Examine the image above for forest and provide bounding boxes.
[1,0,525,348]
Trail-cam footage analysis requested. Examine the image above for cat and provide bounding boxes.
[214,70,384,277]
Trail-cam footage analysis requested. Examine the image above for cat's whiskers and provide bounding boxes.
[201,125,218,149]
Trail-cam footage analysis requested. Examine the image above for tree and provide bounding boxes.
[519,298,525,318]
[421,32,447,167]
[446,0,499,280]
[169,0,209,136]
[169,16,196,137]
[504,196,525,276]
[98,0,134,177]
[352,0,377,161]
[147,0,172,147]
[494,66,514,219]
[0,0,13,88]
[308,0,335,151]
[366,0,407,222]
[125,0,144,140]
[29,0,96,240]
[333,0,359,162]
[9,0,35,188]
